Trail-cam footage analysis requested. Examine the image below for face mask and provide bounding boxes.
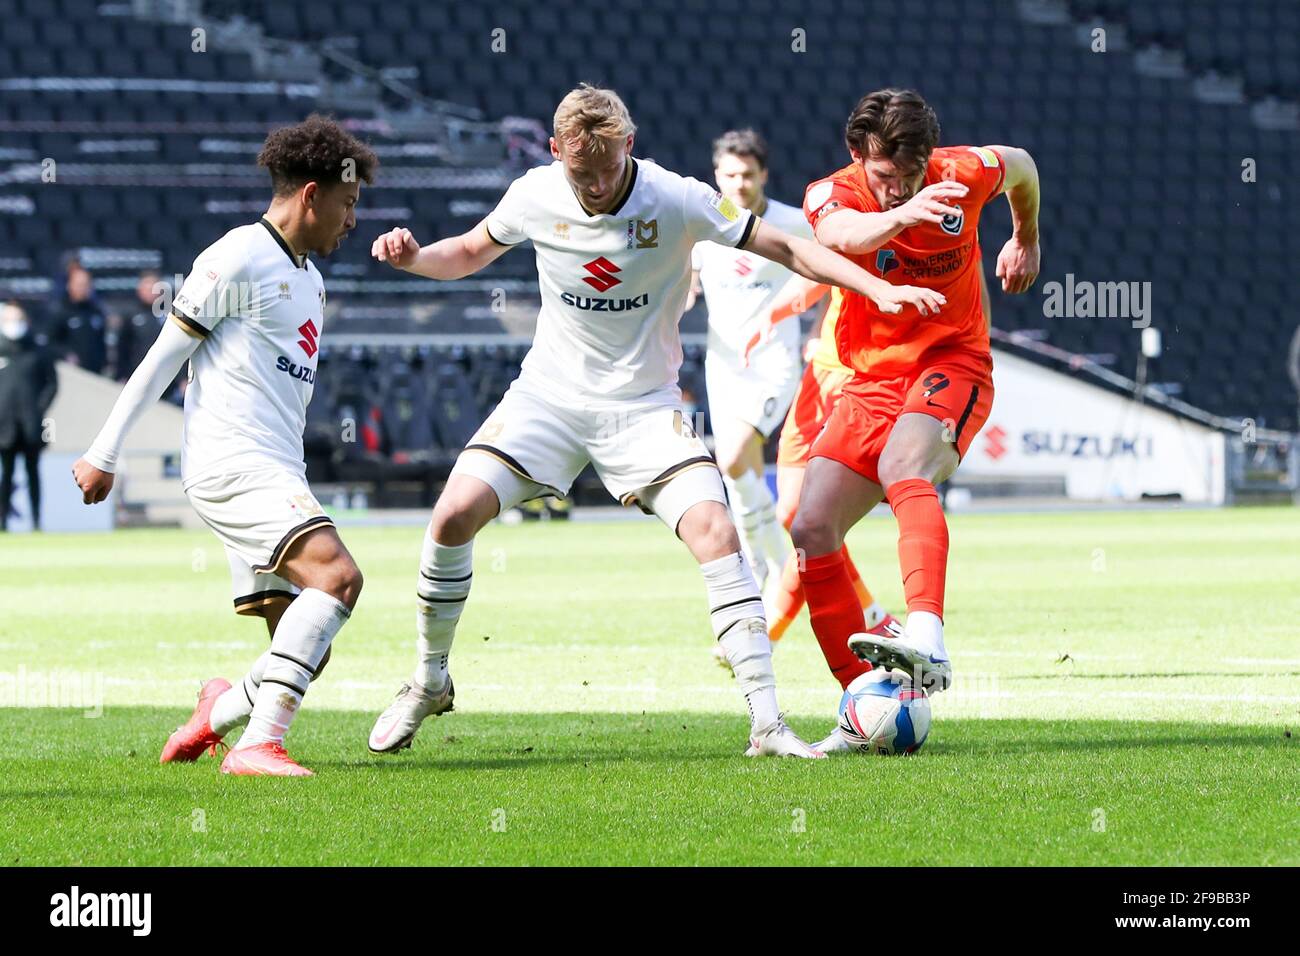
[1,320,28,341]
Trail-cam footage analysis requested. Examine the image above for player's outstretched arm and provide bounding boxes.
[73,321,201,504]
[815,180,969,256]
[371,222,511,280]
[771,275,829,325]
[988,145,1040,294]
[743,219,945,317]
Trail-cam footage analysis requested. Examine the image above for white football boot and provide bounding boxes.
[744,716,826,758]
[368,677,455,753]
[847,617,952,693]
[811,726,854,755]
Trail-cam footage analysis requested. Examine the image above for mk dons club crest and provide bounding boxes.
[288,492,325,517]
[628,218,658,249]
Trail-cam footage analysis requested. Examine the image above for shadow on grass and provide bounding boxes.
[0,707,1291,775]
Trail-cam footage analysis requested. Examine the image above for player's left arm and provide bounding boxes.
[73,321,202,503]
[987,146,1040,295]
[743,219,945,317]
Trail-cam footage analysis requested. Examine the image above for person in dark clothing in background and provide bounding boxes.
[51,265,108,374]
[0,301,58,531]
[122,270,163,373]
[113,270,182,401]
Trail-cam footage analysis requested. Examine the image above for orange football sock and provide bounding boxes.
[767,551,805,642]
[798,550,873,689]
[842,547,875,610]
[887,477,948,619]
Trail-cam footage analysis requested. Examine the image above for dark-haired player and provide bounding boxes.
[686,129,807,621]
[791,89,1039,727]
[72,115,378,776]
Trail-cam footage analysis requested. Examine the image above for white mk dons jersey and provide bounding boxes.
[691,197,810,377]
[170,218,325,486]
[484,158,756,400]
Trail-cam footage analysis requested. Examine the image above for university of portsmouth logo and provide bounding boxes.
[582,256,622,292]
[297,318,319,358]
[876,249,899,277]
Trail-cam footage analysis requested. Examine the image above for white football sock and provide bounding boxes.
[905,610,946,658]
[210,650,270,737]
[414,528,472,694]
[210,605,335,736]
[722,471,768,583]
[237,589,349,749]
[701,551,781,732]
[742,469,791,579]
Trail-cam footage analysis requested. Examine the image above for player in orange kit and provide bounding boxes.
[747,263,992,656]
[743,276,898,647]
[789,88,1040,706]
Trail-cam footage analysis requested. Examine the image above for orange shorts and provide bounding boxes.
[776,362,853,468]
[809,349,994,485]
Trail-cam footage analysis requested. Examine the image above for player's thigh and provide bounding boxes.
[878,413,959,488]
[791,455,885,556]
[587,390,714,516]
[881,353,994,488]
[277,524,363,609]
[674,497,743,564]
[708,357,793,477]
[227,545,299,620]
[188,467,340,598]
[789,374,895,547]
[454,379,588,528]
[638,462,732,553]
[430,469,514,544]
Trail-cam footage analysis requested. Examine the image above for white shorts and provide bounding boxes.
[452,375,727,530]
[185,466,334,616]
[705,352,801,439]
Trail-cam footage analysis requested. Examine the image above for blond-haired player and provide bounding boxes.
[366,85,944,758]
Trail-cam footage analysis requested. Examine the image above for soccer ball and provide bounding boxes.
[836,669,931,755]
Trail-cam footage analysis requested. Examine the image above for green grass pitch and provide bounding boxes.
[1,506,1297,865]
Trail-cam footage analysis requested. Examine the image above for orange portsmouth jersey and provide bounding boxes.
[803,145,1006,377]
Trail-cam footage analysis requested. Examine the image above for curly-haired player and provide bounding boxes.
[73,115,377,776]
